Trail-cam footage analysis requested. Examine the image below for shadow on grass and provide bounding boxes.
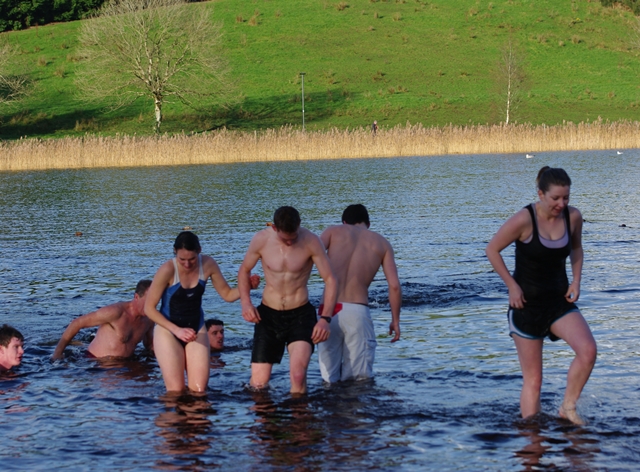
[0,107,125,139]
[0,89,353,139]
[193,89,353,131]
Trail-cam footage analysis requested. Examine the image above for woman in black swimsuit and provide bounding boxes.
[486,166,597,424]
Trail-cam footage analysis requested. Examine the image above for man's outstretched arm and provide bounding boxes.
[51,304,122,359]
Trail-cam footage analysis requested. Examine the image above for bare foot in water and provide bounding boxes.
[559,405,585,425]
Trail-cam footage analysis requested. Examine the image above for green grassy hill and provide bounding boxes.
[0,0,639,139]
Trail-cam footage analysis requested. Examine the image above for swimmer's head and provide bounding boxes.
[0,324,24,371]
[342,204,370,227]
[205,319,224,351]
[135,279,152,298]
[537,167,571,193]
[0,324,23,348]
[273,206,301,234]
[174,231,201,253]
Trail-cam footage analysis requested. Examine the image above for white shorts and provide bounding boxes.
[318,302,377,383]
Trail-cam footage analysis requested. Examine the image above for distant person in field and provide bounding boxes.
[206,319,224,352]
[371,120,378,135]
[238,206,338,394]
[318,204,401,383]
[486,166,597,425]
[52,280,153,360]
[0,325,24,373]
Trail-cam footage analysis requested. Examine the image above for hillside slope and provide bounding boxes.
[0,0,638,138]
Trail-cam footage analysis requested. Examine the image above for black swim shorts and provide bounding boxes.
[508,298,579,342]
[251,302,317,364]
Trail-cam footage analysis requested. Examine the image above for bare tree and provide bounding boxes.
[495,38,526,125]
[76,0,231,133]
[0,42,30,108]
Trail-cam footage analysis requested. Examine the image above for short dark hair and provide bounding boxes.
[205,319,224,330]
[174,231,201,252]
[273,206,301,233]
[342,204,370,227]
[135,279,152,297]
[0,325,23,347]
[536,166,571,193]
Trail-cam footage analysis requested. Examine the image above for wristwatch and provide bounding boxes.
[320,316,331,324]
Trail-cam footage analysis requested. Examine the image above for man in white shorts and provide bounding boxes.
[319,204,401,383]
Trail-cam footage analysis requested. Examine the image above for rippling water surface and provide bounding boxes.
[1,150,639,471]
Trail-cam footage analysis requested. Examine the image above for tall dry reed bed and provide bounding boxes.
[1,120,638,172]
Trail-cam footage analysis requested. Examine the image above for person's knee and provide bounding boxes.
[578,340,597,367]
[290,368,307,388]
[251,364,271,387]
[189,383,207,393]
[523,372,543,391]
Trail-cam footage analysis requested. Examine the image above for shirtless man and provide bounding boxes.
[238,206,338,394]
[206,319,224,352]
[319,204,401,383]
[0,325,24,372]
[52,280,153,360]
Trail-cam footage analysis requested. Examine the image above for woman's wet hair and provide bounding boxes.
[536,166,572,193]
[173,231,201,252]
[273,206,301,233]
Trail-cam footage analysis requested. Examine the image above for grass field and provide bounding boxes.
[0,0,639,139]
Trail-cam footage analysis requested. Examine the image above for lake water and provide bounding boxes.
[0,150,639,471]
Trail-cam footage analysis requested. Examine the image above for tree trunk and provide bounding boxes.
[505,72,511,125]
[154,97,162,133]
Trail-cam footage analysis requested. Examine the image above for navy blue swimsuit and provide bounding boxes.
[160,254,206,332]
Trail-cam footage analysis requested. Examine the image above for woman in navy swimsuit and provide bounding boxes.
[486,167,597,424]
[145,231,258,392]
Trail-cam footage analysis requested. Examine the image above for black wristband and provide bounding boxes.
[320,316,331,324]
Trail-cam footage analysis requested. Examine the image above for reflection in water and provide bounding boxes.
[154,393,215,468]
[247,380,405,470]
[249,391,326,471]
[0,381,30,413]
[515,416,600,472]
[91,355,156,387]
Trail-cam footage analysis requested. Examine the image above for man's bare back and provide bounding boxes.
[318,205,401,383]
[52,280,153,360]
[321,224,394,304]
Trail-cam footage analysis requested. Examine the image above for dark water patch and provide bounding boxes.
[372,279,506,308]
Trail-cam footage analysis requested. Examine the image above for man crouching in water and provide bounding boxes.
[319,204,401,383]
[238,206,338,394]
[52,280,153,360]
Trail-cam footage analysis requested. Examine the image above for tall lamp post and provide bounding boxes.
[300,72,306,131]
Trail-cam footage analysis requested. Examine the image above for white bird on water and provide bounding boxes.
[525,154,534,159]
[617,151,623,155]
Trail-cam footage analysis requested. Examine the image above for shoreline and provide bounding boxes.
[1,120,638,172]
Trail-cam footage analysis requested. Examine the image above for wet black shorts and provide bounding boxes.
[251,302,317,364]
[508,299,579,341]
